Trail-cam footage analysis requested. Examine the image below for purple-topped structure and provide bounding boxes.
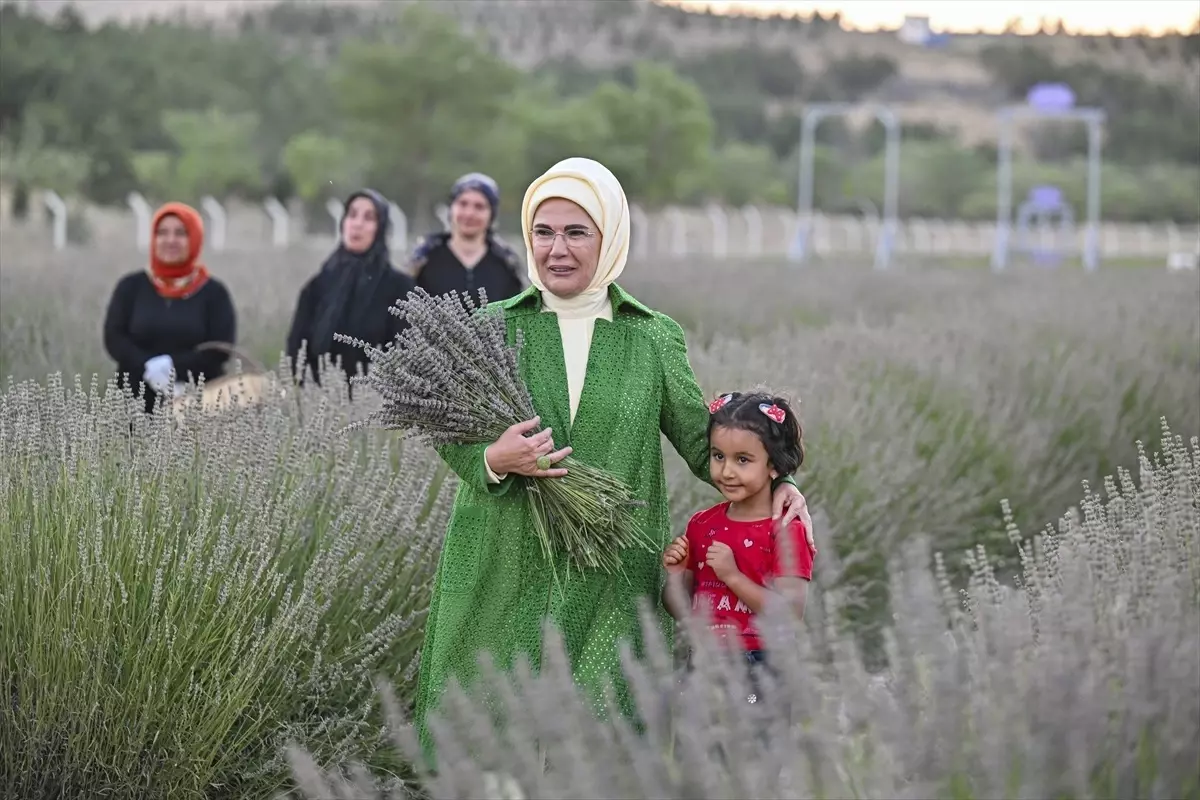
[991,82,1105,273]
[1027,184,1064,211]
[1015,184,1075,267]
[1026,82,1075,112]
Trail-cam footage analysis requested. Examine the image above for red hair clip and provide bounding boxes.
[759,403,786,424]
[708,394,733,414]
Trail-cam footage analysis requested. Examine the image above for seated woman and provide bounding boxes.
[404,172,525,305]
[286,188,414,387]
[102,201,237,414]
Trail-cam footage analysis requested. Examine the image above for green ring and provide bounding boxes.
[536,455,552,471]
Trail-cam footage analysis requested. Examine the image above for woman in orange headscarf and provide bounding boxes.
[102,202,238,414]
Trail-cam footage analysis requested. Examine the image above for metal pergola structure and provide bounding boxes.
[990,104,1106,273]
[792,103,901,272]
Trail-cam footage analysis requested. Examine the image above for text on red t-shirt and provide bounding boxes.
[684,502,813,651]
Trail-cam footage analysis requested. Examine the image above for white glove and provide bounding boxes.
[143,355,175,394]
[144,371,172,395]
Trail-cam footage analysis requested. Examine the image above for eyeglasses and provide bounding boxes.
[530,227,595,247]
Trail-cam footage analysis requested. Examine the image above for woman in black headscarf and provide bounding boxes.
[286,188,414,386]
[404,172,525,305]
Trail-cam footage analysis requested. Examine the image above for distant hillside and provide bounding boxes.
[4,0,1196,223]
[17,0,1200,149]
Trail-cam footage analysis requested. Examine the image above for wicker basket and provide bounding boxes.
[170,341,286,421]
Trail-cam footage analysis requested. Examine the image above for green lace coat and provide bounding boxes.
[413,283,794,749]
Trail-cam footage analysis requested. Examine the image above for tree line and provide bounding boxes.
[0,1,1196,229]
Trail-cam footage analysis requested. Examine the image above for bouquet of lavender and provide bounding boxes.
[336,287,654,578]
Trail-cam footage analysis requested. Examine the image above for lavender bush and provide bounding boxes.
[0,366,450,797]
[288,419,1200,800]
[2,240,1198,796]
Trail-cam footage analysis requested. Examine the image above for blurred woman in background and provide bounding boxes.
[286,188,414,387]
[404,172,525,305]
[102,201,237,414]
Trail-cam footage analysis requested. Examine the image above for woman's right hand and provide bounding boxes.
[484,416,572,478]
[663,535,690,575]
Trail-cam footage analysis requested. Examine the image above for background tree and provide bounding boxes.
[160,108,264,201]
[330,5,519,228]
[699,142,791,207]
[282,131,365,221]
[0,0,1194,221]
[585,62,715,208]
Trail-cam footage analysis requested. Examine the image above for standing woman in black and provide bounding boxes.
[404,172,525,305]
[102,201,237,414]
[286,188,414,387]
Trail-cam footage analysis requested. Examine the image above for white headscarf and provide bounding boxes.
[519,158,631,422]
[520,157,631,316]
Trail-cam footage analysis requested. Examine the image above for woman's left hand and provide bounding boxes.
[772,484,816,556]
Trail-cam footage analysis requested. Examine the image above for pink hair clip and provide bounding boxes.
[708,394,733,414]
[759,403,786,424]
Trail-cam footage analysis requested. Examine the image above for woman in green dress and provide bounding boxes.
[414,157,813,748]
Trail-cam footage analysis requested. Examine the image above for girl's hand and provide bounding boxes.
[772,483,816,556]
[484,416,572,478]
[706,541,739,582]
[663,536,690,575]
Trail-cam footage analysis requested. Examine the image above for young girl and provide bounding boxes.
[662,391,813,701]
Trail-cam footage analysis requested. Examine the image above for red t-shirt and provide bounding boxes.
[684,502,813,651]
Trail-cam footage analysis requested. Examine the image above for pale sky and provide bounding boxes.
[667,0,1200,36]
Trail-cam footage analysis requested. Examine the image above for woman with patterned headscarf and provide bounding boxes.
[404,172,525,305]
[412,157,816,760]
[286,188,414,386]
[102,201,237,414]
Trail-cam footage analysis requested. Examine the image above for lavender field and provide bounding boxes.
[2,240,1198,798]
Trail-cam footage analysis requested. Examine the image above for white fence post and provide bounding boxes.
[812,214,832,257]
[909,219,930,255]
[931,219,953,257]
[263,197,289,248]
[977,223,994,257]
[1137,224,1154,258]
[127,191,152,252]
[1166,222,1181,256]
[1166,228,1200,271]
[953,221,974,256]
[201,196,226,252]
[1101,223,1118,258]
[326,197,343,239]
[389,203,407,251]
[836,216,863,255]
[742,206,763,257]
[43,191,67,251]
[707,204,728,258]
[666,207,687,258]
[629,204,649,259]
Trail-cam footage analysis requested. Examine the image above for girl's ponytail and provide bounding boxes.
[768,395,805,473]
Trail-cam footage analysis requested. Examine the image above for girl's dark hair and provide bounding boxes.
[707,391,805,476]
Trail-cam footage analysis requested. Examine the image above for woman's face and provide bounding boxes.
[154,214,190,264]
[342,196,380,253]
[450,189,491,238]
[531,198,601,299]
